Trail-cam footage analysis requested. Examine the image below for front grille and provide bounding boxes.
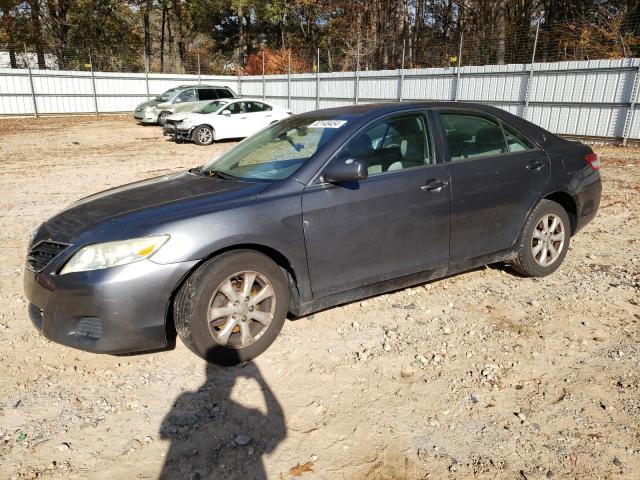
[27,241,69,272]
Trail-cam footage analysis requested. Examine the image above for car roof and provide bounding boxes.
[176,84,232,89]
[296,101,506,119]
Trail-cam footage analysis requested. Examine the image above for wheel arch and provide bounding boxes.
[543,191,577,235]
[165,243,302,344]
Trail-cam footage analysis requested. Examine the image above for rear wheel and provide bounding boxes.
[511,199,571,277]
[174,250,289,365]
[192,125,214,146]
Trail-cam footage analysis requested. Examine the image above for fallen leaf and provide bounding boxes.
[290,461,314,476]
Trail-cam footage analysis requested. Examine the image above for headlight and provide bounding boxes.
[145,106,155,112]
[60,235,169,275]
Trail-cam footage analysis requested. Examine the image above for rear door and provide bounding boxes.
[245,101,275,131]
[436,110,550,263]
[302,111,451,298]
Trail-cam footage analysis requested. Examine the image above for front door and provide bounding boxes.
[437,110,550,263]
[302,112,451,298]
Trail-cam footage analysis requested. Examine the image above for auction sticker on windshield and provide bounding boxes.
[308,120,347,128]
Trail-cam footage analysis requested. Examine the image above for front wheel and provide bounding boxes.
[174,250,289,365]
[510,199,571,277]
[158,111,171,126]
[192,125,214,146]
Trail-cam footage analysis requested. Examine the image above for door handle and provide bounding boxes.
[421,178,449,192]
[265,114,273,117]
[526,160,545,171]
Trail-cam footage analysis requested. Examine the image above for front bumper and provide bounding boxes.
[163,124,193,141]
[24,258,198,354]
[134,110,159,124]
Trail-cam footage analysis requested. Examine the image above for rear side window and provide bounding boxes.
[503,124,534,152]
[246,102,272,112]
[215,88,234,99]
[198,88,217,101]
[440,113,507,161]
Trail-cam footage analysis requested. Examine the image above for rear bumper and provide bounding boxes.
[572,173,602,235]
[24,259,198,354]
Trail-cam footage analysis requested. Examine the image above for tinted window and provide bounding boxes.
[175,89,196,103]
[215,88,234,99]
[338,114,432,175]
[198,88,217,101]
[246,101,272,112]
[440,113,507,161]
[503,124,534,152]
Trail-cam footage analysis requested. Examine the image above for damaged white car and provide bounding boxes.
[163,99,293,146]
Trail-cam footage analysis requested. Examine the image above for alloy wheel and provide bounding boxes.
[196,127,213,144]
[207,271,276,349]
[531,214,565,267]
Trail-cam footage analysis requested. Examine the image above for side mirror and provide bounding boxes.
[174,98,182,103]
[322,158,368,184]
[221,110,231,117]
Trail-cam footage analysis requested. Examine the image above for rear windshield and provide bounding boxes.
[201,117,349,181]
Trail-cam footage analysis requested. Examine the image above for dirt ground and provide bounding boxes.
[0,116,638,480]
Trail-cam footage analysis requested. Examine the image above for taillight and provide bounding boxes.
[585,152,600,170]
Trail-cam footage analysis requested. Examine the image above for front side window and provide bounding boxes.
[175,89,196,103]
[336,113,433,175]
[222,102,246,115]
[201,116,348,181]
[440,112,508,161]
[198,88,217,101]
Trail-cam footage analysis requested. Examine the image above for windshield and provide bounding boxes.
[196,100,228,114]
[201,116,349,181]
[156,87,180,102]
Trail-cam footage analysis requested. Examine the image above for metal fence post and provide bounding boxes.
[316,48,320,109]
[262,50,266,100]
[454,33,463,101]
[287,50,291,110]
[354,43,360,105]
[89,51,99,115]
[622,62,640,145]
[197,53,201,84]
[144,52,150,100]
[24,44,38,117]
[398,39,406,102]
[523,21,540,120]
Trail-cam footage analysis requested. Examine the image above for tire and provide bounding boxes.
[158,111,171,126]
[510,199,571,277]
[192,125,215,146]
[174,250,289,365]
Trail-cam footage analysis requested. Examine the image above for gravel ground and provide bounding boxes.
[0,116,638,479]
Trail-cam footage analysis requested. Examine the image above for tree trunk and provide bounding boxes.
[45,0,70,67]
[160,4,167,71]
[8,46,18,69]
[143,0,152,65]
[29,0,46,68]
[172,0,184,73]
[237,3,245,66]
[496,0,506,64]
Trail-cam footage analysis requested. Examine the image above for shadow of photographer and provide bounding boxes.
[159,347,285,479]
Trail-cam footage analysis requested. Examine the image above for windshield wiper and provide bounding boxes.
[205,169,239,181]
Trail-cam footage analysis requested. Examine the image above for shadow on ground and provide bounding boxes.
[159,348,285,479]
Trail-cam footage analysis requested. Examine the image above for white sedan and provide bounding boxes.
[163,98,293,146]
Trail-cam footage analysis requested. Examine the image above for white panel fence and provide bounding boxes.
[1,58,639,143]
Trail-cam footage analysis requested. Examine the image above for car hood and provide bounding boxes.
[37,171,268,242]
[167,112,194,122]
[135,98,163,110]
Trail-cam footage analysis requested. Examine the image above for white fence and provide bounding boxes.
[1,58,639,142]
